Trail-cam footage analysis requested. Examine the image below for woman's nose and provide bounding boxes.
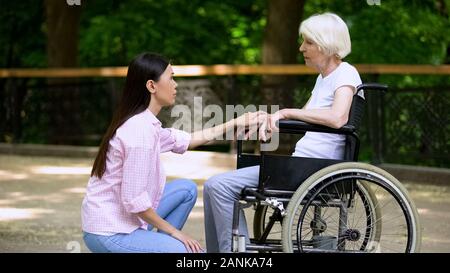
[299,42,305,52]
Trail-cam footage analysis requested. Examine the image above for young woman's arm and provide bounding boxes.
[137,208,203,253]
[188,111,267,149]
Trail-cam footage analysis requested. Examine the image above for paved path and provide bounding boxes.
[0,153,449,253]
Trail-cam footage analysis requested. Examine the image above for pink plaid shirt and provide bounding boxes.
[81,109,191,235]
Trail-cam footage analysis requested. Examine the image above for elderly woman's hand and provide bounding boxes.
[258,110,285,141]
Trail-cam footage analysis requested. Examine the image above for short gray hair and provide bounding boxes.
[299,13,351,59]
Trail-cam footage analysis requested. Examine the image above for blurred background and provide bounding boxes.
[0,0,449,166]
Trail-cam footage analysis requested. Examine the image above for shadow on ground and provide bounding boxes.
[0,153,449,253]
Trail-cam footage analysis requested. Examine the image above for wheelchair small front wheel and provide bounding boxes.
[253,204,283,243]
[281,162,421,253]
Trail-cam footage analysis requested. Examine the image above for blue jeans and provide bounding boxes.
[83,179,197,253]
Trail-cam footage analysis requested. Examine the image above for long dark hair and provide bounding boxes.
[91,52,169,178]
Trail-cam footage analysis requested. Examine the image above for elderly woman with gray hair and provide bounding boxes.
[203,12,363,252]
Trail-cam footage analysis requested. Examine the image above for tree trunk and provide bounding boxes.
[260,0,305,154]
[45,0,82,144]
[261,0,305,110]
[45,0,81,67]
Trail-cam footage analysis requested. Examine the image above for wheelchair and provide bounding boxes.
[231,83,422,253]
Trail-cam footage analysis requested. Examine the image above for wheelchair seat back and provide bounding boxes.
[347,91,365,130]
[344,92,365,160]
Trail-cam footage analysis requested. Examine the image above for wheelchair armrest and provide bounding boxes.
[274,84,387,135]
[277,119,356,135]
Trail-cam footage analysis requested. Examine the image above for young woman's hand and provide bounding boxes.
[235,111,268,140]
[235,111,267,127]
[171,230,204,253]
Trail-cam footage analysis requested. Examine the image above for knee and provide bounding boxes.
[204,174,227,196]
[177,179,197,201]
[165,235,190,253]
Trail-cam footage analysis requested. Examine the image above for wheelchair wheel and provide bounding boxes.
[282,162,421,253]
[356,180,382,244]
[253,184,380,251]
[253,204,283,243]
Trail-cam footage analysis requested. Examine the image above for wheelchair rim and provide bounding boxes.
[283,165,420,253]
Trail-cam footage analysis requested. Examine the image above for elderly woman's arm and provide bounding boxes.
[273,86,355,129]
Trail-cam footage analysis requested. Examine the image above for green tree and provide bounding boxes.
[78,0,266,66]
[261,0,305,110]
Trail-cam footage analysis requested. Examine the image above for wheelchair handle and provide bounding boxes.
[356,83,388,95]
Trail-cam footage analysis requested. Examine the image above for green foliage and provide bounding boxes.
[349,4,449,65]
[0,0,449,167]
[78,0,266,66]
[302,0,450,65]
[1,0,448,67]
[0,0,46,67]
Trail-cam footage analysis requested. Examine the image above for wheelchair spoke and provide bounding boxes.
[289,171,417,253]
[352,187,372,229]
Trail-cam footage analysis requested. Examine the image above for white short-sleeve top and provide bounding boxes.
[292,62,363,160]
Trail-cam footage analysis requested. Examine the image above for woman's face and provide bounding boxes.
[152,64,178,107]
[299,35,327,69]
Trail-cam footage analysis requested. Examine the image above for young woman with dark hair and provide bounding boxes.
[82,53,266,253]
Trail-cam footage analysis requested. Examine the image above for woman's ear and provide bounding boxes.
[146,80,156,94]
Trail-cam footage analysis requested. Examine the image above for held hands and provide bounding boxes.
[235,111,268,140]
[234,110,285,142]
[171,230,204,253]
[258,110,284,141]
[234,110,267,128]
